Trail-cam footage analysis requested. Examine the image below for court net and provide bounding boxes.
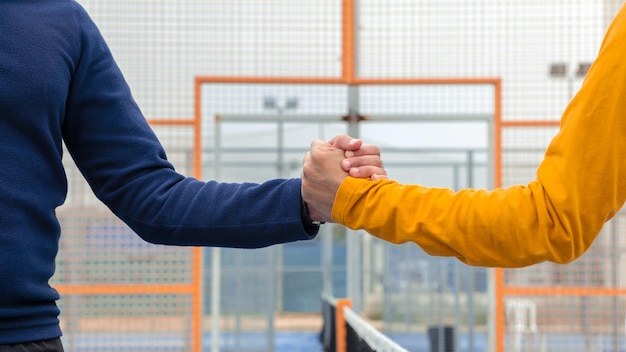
[321,293,409,352]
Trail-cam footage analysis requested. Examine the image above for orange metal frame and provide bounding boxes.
[56,115,204,352]
[196,78,502,352]
[150,118,204,352]
[495,118,623,351]
[196,2,502,352]
[335,299,352,352]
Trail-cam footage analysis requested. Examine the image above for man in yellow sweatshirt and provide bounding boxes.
[302,4,626,268]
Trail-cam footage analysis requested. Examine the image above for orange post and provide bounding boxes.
[342,0,356,82]
[335,299,352,352]
[190,78,205,352]
[190,247,203,352]
[492,79,504,352]
[494,268,505,352]
[58,115,203,351]
[141,79,204,352]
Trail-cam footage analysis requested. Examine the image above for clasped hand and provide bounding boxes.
[301,134,387,223]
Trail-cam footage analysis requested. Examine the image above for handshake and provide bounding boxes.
[301,134,387,224]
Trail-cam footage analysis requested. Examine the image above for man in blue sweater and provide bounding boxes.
[0,1,385,350]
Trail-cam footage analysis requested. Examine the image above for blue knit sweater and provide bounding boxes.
[0,0,317,344]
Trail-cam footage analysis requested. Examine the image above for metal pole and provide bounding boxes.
[275,113,285,314]
[611,219,619,352]
[268,247,276,352]
[322,226,334,296]
[267,112,287,352]
[467,151,475,352]
[211,116,222,352]
[454,262,461,352]
[345,0,362,311]
[438,259,445,352]
[404,245,412,331]
[345,85,362,312]
[234,249,242,351]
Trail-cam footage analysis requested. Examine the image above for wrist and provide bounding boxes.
[301,198,324,227]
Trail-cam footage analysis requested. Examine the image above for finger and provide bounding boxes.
[328,134,362,151]
[309,140,331,158]
[343,155,384,169]
[371,173,389,181]
[302,150,311,166]
[344,144,380,157]
[327,134,347,146]
[348,165,387,179]
[309,139,326,150]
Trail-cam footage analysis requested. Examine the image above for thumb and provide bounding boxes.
[328,134,362,151]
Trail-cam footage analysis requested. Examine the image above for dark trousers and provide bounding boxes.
[0,338,64,352]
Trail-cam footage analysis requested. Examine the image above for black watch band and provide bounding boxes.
[301,198,323,227]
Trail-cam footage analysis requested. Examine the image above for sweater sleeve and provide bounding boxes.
[62,4,316,248]
[332,4,626,268]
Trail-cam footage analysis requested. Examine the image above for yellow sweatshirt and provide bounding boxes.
[332,5,626,268]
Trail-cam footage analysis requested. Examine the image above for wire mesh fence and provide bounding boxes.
[52,1,626,351]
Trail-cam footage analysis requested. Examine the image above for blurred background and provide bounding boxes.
[55,1,626,351]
